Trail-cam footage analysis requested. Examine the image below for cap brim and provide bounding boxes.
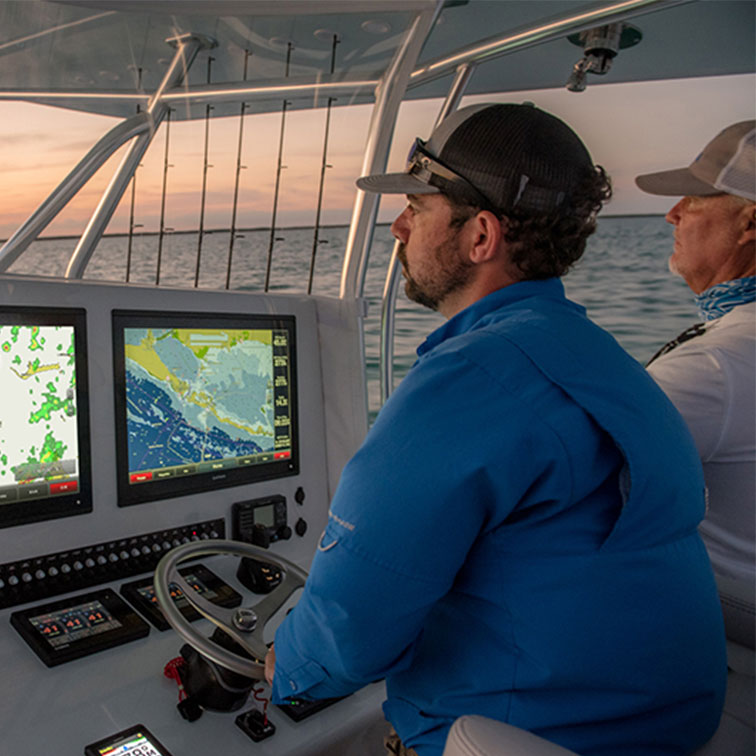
[356,172,440,195]
[635,167,720,197]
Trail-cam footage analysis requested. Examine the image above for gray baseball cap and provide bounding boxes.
[635,120,756,201]
[356,103,596,214]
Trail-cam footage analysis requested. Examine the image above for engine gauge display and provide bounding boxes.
[10,588,149,666]
[120,563,241,631]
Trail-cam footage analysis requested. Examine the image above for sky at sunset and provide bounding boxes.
[0,72,754,241]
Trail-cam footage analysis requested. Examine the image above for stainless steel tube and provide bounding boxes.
[378,63,475,405]
[64,33,214,279]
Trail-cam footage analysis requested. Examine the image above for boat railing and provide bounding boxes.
[0,0,681,413]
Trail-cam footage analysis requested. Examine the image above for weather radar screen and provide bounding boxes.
[0,306,92,528]
[112,310,298,506]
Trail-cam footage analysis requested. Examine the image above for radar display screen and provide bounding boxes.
[0,306,92,528]
[84,724,174,756]
[112,310,298,507]
[10,588,149,666]
[120,563,241,631]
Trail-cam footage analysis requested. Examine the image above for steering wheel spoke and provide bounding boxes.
[154,539,307,679]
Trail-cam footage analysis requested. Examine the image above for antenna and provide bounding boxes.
[264,41,293,293]
[225,49,250,290]
[308,35,340,295]
[194,55,215,288]
[155,107,174,286]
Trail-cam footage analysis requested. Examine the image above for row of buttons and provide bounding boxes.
[1,534,220,587]
[0,518,224,609]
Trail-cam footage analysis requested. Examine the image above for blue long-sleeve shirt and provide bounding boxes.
[272,279,726,755]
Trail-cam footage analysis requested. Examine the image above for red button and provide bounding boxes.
[274,451,291,460]
[130,471,153,483]
[50,480,78,495]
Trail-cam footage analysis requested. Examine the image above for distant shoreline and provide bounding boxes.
[0,214,664,244]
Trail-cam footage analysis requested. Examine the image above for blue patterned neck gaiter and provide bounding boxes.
[694,276,756,321]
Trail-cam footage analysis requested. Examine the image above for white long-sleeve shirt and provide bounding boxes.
[648,301,756,585]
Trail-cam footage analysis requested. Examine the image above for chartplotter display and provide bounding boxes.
[112,310,298,506]
[0,307,92,528]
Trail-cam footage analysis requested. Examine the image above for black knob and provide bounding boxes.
[251,524,271,549]
[278,525,292,541]
[294,518,307,537]
[237,558,283,594]
[294,487,305,505]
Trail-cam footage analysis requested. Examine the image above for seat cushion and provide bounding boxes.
[442,716,579,756]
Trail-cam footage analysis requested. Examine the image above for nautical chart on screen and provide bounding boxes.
[123,326,283,483]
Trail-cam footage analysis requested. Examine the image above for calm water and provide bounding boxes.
[8,217,696,416]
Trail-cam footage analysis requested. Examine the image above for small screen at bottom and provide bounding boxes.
[85,724,173,756]
[96,731,160,756]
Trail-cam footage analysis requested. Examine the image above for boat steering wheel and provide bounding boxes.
[153,539,307,679]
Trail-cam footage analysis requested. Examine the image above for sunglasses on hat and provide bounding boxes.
[405,137,497,212]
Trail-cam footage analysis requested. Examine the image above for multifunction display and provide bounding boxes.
[113,311,298,506]
[84,724,175,756]
[10,588,149,666]
[28,597,120,649]
[120,563,241,631]
[0,307,92,528]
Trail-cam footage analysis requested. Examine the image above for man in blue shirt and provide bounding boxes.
[265,104,726,756]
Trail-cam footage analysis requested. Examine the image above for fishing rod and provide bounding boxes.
[194,55,214,288]
[125,66,143,283]
[225,49,250,290]
[264,41,293,293]
[155,106,174,285]
[307,35,340,295]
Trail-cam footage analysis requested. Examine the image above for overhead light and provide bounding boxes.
[361,20,391,35]
[268,37,293,49]
[314,28,338,42]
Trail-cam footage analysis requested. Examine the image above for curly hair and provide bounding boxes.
[443,165,612,280]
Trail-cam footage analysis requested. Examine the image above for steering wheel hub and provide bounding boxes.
[232,608,258,632]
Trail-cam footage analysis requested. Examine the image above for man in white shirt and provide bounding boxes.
[636,121,755,585]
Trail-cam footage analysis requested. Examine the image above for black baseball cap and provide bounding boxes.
[356,103,596,214]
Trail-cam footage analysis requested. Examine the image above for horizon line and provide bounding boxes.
[0,213,665,244]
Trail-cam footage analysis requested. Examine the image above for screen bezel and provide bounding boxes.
[0,306,93,528]
[112,309,299,507]
[10,588,149,667]
[84,723,175,756]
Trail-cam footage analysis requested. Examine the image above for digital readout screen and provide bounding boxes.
[255,503,275,528]
[29,599,121,649]
[96,731,165,756]
[136,572,218,608]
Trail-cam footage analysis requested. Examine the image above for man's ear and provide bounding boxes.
[736,202,756,246]
[468,210,507,264]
